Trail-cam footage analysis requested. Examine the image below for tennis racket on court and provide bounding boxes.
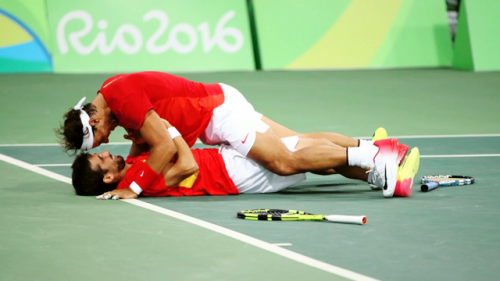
[421,175,475,192]
[237,209,366,225]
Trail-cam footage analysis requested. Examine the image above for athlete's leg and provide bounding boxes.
[247,128,347,176]
[294,137,368,181]
[211,83,383,187]
[287,135,399,196]
[332,166,369,182]
[293,137,337,174]
[261,116,359,148]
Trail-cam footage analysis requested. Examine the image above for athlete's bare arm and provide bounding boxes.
[140,110,177,174]
[161,120,199,187]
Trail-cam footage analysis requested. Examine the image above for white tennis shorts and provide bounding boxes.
[199,83,270,157]
[221,136,307,194]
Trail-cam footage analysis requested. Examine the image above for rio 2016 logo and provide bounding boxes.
[57,10,244,55]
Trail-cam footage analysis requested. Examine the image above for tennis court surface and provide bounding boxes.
[1,70,499,281]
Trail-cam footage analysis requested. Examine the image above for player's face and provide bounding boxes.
[89,109,118,148]
[88,150,125,174]
[92,122,117,148]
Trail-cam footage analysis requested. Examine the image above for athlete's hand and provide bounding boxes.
[96,188,138,200]
[124,128,146,144]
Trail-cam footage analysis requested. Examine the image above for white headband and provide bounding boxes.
[74,97,94,151]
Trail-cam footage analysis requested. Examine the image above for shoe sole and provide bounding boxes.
[373,138,399,197]
[394,147,420,197]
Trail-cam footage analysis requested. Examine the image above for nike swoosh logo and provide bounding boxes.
[140,171,144,177]
[241,133,249,144]
[383,165,388,190]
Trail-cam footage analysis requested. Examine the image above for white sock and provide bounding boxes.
[347,146,378,169]
[358,139,374,147]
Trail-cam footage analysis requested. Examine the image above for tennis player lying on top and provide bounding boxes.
[71,120,418,199]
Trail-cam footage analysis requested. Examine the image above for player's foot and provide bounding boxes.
[371,127,388,142]
[369,142,409,191]
[393,147,420,197]
[367,128,409,191]
[367,139,399,197]
[372,127,408,166]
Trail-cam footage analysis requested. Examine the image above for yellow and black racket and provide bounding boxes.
[237,209,366,225]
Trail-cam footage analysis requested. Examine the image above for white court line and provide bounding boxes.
[1,133,499,147]
[35,164,72,167]
[421,154,500,158]
[0,142,134,147]
[384,134,500,139]
[272,243,293,247]
[0,154,71,184]
[357,134,500,139]
[0,152,378,281]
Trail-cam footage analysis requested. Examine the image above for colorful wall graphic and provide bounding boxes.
[0,0,52,73]
[1,0,456,73]
[253,0,453,70]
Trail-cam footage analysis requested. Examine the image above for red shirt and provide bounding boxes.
[99,71,224,147]
[117,150,239,197]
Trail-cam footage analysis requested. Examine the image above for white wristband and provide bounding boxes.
[168,127,181,139]
[129,181,143,195]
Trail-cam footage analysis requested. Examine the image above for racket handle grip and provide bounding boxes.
[325,215,367,225]
[421,182,439,192]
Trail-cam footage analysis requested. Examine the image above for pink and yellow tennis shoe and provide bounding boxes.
[368,128,409,193]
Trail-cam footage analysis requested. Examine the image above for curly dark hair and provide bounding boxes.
[55,103,97,155]
[71,152,118,196]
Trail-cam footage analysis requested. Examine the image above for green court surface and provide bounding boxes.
[1,70,500,281]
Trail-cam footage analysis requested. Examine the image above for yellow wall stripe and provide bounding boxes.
[286,0,404,69]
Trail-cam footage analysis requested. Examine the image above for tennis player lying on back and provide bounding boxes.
[72,119,409,199]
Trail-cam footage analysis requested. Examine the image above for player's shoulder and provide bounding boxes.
[128,71,174,78]
[102,72,153,90]
[101,74,126,89]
